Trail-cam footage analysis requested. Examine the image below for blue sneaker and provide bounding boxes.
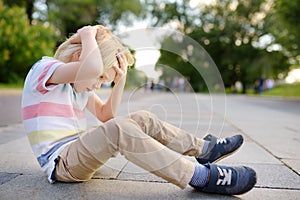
[197,134,244,164]
[191,163,257,195]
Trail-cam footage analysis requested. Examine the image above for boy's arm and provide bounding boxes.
[86,54,128,122]
[47,26,103,85]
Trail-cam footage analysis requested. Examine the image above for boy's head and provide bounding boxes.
[54,25,134,72]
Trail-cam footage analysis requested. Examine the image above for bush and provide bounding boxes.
[0,1,57,83]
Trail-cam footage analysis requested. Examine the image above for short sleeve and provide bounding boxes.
[26,57,64,94]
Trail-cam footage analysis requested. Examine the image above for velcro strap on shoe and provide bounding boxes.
[202,163,237,193]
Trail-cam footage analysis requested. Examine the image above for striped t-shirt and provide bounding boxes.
[22,56,91,183]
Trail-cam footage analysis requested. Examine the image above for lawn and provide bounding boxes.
[262,83,300,98]
[1,82,300,98]
[0,83,24,89]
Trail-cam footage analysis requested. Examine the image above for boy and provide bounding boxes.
[22,25,256,195]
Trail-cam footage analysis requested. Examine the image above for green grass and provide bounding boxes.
[262,83,300,97]
[1,82,299,98]
[0,83,24,89]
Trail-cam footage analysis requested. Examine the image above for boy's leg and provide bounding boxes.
[128,110,244,164]
[128,110,205,156]
[55,116,195,189]
[54,125,120,182]
[54,113,256,194]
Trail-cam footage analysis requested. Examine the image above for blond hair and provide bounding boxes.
[54,25,134,72]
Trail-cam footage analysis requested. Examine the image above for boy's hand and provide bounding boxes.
[70,25,98,44]
[113,51,128,84]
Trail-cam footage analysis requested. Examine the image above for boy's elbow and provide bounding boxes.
[99,115,114,123]
[98,111,115,123]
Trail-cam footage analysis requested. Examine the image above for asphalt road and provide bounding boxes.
[0,95,22,127]
[1,92,300,127]
[1,91,300,199]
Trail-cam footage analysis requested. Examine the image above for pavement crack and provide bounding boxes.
[92,177,168,184]
[0,172,22,185]
[285,126,299,133]
[255,185,300,191]
[117,179,168,184]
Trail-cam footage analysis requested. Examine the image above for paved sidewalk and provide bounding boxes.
[0,91,299,199]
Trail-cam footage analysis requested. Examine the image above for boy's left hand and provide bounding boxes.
[70,25,98,44]
[113,52,128,84]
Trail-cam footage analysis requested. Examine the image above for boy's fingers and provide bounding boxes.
[70,33,81,44]
[117,55,125,69]
[120,54,128,66]
[116,55,121,68]
[117,54,128,70]
[113,65,122,73]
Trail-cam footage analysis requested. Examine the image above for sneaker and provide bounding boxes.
[191,163,257,195]
[197,134,244,164]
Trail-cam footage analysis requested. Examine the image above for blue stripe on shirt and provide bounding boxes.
[37,136,78,167]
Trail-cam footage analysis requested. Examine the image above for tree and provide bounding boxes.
[4,0,143,44]
[0,1,57,83]
[125,68,147,90]
[267,0,300,65]
[3,0,35,24]
[149,0,289,93]
[45,0,143,40]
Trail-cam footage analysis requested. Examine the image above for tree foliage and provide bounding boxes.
[0,1,56,83]
[1,0,297,89]
[45,0,143,40]
[268,0,300,64]
[190,0,289,91]
[150,0,290,92]
[0,0,142,83]
[3,0,35,23]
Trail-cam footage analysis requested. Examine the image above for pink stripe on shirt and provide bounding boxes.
[36,61,57,94]
[23,102,85,120]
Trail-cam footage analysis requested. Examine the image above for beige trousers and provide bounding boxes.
[54,110,205,189]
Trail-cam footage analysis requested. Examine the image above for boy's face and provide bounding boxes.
[73,67,116,93]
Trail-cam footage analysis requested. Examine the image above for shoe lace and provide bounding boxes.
[216,167,232,186]
[217,138,227,144]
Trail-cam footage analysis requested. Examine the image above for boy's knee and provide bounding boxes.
[129,110,157,122]
[129,110,162,135]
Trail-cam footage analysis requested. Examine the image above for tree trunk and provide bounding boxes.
[26,0,34,24]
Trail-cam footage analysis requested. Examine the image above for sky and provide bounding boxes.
[134,50,161,80]
[118,23,165,81]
